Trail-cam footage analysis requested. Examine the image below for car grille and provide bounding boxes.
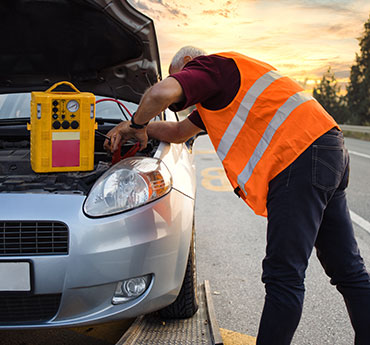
[0,221,69,256]
[0,294,61,322]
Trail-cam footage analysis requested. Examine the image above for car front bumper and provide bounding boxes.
[0,190,194,329]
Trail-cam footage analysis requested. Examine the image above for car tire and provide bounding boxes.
[159,226,198,319]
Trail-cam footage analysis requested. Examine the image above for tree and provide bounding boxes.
[313,67,348,124]
[347,14,370,125]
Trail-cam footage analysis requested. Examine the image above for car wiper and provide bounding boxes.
[0,117,29,126]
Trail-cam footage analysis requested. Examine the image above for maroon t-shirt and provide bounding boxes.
[169,54,241,131]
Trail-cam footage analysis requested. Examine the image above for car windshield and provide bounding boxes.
[0,93,138,121]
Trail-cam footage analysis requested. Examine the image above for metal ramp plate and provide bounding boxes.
[117,280,223,345]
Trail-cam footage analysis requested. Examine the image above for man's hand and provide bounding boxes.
[103,121,148,153]
[103,76,185,153]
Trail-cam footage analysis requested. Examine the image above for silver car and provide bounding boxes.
[0,0,198,328]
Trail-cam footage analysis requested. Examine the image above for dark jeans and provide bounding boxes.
[256,128,370,345]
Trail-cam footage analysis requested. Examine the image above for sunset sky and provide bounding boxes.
[128,0,370,92]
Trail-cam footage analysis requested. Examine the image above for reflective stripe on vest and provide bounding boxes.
[217,69,283,162]
[237,91,313,195]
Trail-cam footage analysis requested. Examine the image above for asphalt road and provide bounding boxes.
[194,135,370,345]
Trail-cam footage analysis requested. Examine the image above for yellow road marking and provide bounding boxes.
[196,148,233,192]
[201,167,233,192]
[220,328,256,345]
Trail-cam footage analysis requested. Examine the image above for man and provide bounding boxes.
[104,46,370,344]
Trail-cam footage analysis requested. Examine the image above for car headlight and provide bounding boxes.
[84,157,172,217]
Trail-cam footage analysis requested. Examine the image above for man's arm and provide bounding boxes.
[104,77,184,153]
[147,117,203,144]
[133,77,184,125]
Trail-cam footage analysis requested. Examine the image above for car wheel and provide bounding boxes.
[159,226,198,319]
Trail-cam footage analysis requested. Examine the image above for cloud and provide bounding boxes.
[241,20,257,25]
[168,8,182,16]
[202,9,231,18]
[201,0,238,18]
[146,0,188,18]
[131,0,150,11]
[278,63,300,70]
[309,61,352,79]
[299,21,362,41]
[202,0,236,18]
[327,24,348,33]
[325,23,361,38]
[283,0,359,15]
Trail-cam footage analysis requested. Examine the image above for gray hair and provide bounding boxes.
[170,46,207,70]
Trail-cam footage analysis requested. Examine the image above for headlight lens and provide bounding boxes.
[84,157,172,217]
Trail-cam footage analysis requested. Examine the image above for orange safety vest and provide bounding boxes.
[196,52,339,217]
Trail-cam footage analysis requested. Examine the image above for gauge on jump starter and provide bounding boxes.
[67,100,79,112]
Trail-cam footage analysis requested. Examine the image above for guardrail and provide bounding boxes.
[340,124,370,133]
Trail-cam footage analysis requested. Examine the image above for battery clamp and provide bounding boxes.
[27,81,97,173]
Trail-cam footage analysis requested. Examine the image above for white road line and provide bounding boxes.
[348,150,370,160]
[350,210,370,235]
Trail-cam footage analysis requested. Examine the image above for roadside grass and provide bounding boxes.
[342,131,370,142]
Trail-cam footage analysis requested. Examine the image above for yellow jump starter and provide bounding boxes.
[28,81,97,173]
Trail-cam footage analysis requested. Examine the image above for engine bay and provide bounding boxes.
[0,125,158,194]
[0,94,159,195]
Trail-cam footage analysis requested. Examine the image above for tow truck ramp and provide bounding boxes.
[117,280,224,345]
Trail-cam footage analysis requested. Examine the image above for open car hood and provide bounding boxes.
[0,0,161,103]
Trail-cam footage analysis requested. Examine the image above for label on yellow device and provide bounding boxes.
[28,81,97,173]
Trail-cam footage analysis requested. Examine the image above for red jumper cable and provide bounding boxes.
[96,98,141,164]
